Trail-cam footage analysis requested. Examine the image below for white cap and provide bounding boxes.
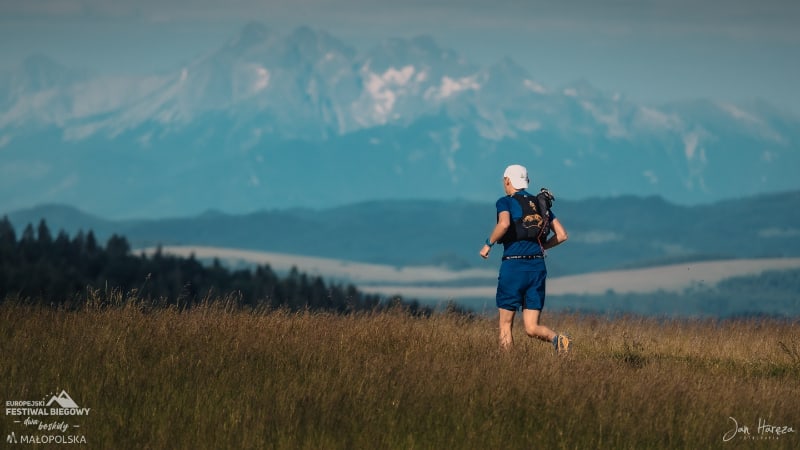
[503,164,529,189]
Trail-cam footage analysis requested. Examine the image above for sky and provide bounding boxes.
[1,0,799,113]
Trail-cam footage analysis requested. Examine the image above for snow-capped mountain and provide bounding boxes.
[1,22,798,218]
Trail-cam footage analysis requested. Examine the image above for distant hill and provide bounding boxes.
[6,190,800,276]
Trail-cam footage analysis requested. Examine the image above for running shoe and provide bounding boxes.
[556,334,572,355]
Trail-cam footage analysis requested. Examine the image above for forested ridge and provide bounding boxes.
[10,190,800,275]
[0,217,429,313]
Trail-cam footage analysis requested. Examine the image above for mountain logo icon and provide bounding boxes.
[45,390,79,408]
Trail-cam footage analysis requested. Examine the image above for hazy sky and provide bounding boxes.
[1,0,799,112]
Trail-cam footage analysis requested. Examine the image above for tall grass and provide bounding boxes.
[2,298,799,449]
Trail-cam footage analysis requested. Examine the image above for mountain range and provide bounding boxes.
[1,22,799,218]
[7,190,800,277]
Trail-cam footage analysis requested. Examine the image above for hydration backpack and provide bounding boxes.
[501,188,555,244]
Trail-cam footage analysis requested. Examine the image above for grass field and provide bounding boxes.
[2,299,799,449]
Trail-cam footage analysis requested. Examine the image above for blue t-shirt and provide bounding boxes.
[496,190,556,259]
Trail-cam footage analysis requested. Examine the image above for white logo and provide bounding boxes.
[4,389,90,445]
[46,391,79,409]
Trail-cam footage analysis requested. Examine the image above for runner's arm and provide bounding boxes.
[479,211,510,259]
[542,218,568,250]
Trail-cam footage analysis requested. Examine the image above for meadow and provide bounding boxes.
[2,299,799,449]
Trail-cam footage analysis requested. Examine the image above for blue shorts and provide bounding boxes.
[496,260,547,311]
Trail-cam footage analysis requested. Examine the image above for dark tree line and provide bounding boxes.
[0,217,431,314]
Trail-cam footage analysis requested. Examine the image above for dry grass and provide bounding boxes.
[1,300,799,449]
